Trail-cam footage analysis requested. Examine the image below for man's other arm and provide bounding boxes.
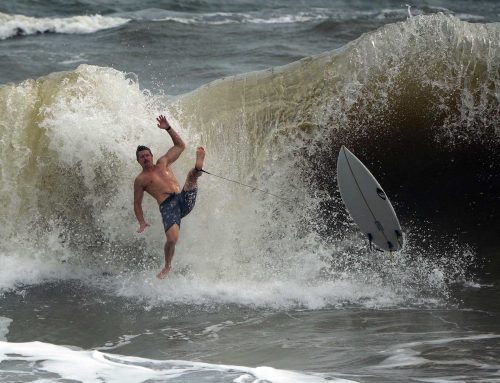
[134,177,150,233]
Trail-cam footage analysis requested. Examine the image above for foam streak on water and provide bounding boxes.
[0,341,348,383]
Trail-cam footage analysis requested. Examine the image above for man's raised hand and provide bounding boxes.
[156,115,171,130]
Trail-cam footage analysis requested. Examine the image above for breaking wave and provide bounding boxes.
[0,14,498,308]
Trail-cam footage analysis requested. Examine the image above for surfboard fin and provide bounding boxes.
[395,230,403,248]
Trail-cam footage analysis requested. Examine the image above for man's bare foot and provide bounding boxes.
[156,265,171,279]
[195,146,205,171]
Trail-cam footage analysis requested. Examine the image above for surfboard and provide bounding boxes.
[336,146,403,251]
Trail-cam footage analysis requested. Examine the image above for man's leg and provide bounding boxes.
[183,147,205,191]
[157,147,205,279]
[157,224,179,279]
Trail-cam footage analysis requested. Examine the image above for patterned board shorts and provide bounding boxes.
[159,188,197,232]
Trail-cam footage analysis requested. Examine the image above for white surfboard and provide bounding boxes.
[336,146,403,251]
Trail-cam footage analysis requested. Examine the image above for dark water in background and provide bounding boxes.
[1,0,499,94]
[0,1,499,382]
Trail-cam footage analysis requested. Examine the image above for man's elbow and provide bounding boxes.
[178,141,186,151]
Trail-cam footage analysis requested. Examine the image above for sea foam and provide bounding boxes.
[0,12,129,40]
[0,340,354,383]
[0,318,12,341]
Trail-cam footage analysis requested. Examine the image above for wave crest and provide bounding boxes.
[0,12,129,40]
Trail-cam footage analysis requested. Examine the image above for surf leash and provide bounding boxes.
[198,168,294,202]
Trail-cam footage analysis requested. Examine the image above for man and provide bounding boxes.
[134,114,205,279]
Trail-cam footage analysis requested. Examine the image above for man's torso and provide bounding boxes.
[137,163,181,204]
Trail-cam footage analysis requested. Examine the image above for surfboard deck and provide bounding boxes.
[336,146,403,251]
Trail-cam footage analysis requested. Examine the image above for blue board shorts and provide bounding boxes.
[159,189,197,232]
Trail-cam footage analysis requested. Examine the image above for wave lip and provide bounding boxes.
[0,12,129,40]
[147,9,330,25]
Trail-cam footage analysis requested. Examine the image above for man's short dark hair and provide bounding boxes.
[136,145,152,159]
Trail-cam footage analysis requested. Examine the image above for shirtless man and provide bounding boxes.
[134,115,205,279]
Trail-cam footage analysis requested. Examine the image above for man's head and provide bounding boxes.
[136,145,153,168]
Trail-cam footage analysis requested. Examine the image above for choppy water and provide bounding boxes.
[1,1,499,382]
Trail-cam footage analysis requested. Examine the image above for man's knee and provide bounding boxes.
[165,224,180,244]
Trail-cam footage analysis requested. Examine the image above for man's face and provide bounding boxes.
[137,150,153,168]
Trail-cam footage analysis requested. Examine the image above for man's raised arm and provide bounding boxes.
[157,115,185,165]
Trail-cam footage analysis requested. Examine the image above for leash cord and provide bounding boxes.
[199,169,293,202]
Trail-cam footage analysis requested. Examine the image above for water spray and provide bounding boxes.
[199,169,295,202]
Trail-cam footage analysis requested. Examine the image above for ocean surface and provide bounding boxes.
[1,1,499,382]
